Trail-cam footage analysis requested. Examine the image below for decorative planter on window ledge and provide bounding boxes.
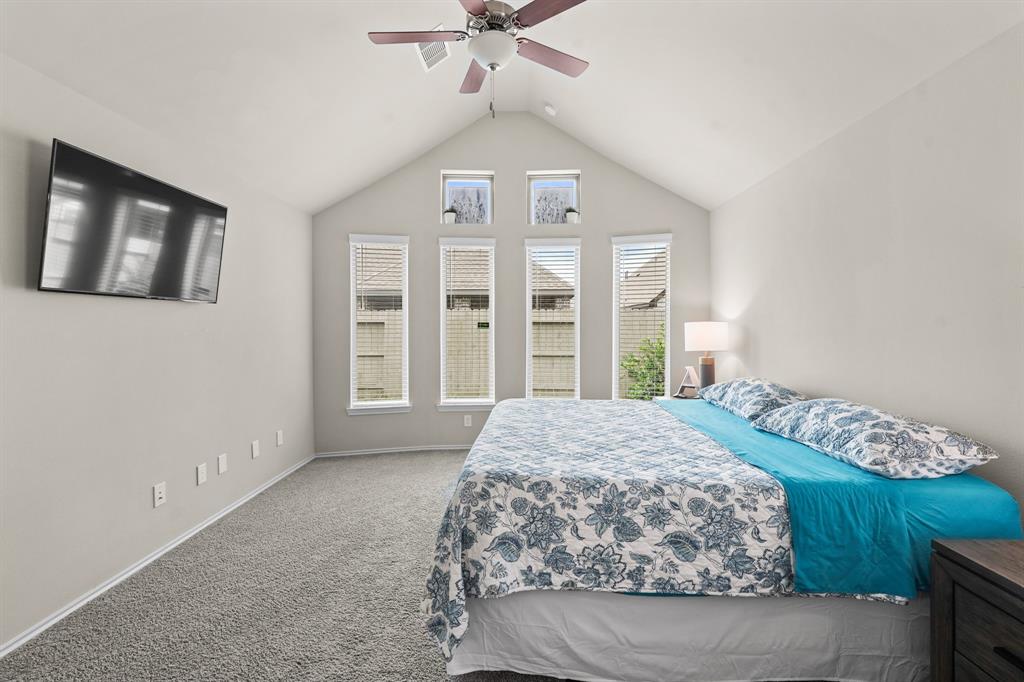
[443,208,457,224]
[565,208,580,224]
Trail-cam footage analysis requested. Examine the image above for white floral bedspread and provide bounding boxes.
[424,399,796,660]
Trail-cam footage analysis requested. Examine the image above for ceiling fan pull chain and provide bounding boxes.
[489,68,496,119]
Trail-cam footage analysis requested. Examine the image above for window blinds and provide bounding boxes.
[350,237,409,407]
[526,240,580,398]
[613,237,670,400]
[440,239,495,403]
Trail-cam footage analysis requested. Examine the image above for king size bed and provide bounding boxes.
[424,394,1022,682]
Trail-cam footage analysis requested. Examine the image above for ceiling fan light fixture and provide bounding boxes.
[468,30,518,71]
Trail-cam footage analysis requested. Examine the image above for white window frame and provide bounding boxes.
[438,237,496,411]
[348,234,411,415]
[525,238,582,399]
[441,170,494,225]
[527,170,581,225]
[611,233,672,400]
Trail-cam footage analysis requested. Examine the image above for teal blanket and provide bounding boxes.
[657,399,1022,598]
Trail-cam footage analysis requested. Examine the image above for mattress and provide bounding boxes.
[448,591,931,682]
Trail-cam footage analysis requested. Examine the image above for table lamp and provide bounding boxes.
[684,321,728,388]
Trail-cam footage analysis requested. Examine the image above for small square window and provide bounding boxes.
[442,172,493,224]
[529,172,580,225]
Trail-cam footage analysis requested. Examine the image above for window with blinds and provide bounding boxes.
[526,239,580,399]
[440,238,495,405]
[349,235,409,412]
[612,235,671,400]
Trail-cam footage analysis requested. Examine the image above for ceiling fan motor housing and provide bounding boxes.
[466,1,519,35]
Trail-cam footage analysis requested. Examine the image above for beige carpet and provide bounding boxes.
[0,451,564,682]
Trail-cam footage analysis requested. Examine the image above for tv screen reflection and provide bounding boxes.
[39,141,227,302]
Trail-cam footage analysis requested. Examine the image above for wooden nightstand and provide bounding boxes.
[931,539,1024,681]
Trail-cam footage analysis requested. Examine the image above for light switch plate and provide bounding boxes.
[251,440,260,459]
[196,463,207,485]
[218,453,228,474]
[276,429,284,447]
[153,481,167,508]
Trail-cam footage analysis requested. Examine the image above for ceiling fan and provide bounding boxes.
[368,0,589,117]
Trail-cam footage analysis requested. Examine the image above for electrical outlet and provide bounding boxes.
[463,415,472,428]
[218,453,228,474]
[153,482,167,508]
[276,429,284,447]
[196,463,207,485]
[251,440,260,459]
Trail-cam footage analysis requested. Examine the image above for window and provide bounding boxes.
[442,171,493,224]
[439,238,495,407]
[525,239,580,398]
[349,235,409,414]
[612,234,671,400]
[528,171,580,224]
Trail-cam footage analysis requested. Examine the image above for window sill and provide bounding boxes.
[347,402,412,415]
[437,401,495,412]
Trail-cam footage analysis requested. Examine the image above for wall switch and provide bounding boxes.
[276,429,284,447]
[196,463,207,485]
[463,415,472,427]
[251,440,260,459]
[153,482,167,508]
[218,453,228,474]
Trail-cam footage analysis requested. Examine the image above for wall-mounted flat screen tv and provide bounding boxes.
[38,140,227,302]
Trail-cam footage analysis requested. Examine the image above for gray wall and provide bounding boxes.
[313,113,710,454]
[0,56,315,644]
[710,25,1024,503]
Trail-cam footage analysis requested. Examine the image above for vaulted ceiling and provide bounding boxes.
[2,1,1021,213]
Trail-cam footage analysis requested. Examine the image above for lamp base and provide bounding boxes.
[698,356,716,387]
[674,366,701,398]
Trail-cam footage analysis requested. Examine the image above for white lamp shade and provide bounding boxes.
[685,321,728,352]
[468,31,518,71]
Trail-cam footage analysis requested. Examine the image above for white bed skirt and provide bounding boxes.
[447,591,930,682]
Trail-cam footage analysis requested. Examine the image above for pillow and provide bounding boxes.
[698,377,807,421]
[752,399,998,478]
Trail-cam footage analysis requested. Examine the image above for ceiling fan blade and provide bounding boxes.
[459,0,489,16]
[459,60,488,94]
[517,39,589,77]
[513,0,586,28]
[368,30,468,45]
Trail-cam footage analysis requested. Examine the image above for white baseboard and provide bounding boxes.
[0,455,314,660]
[315,444,470,458]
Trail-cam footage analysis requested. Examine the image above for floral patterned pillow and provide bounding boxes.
[752,399,998,479]
[698,378,807,421]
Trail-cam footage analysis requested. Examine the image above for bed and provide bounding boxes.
[425,398,1022,682]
